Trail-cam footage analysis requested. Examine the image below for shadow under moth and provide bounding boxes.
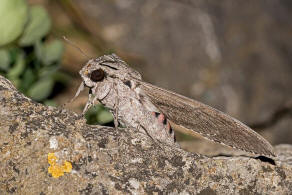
[72,53,275,158]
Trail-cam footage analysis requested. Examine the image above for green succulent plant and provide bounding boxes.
[85,104,114,125]
[0,0,112,126]
[0,0,69,104]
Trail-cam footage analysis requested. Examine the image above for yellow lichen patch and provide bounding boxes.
[63,161,73,172]
[48,152,57,164]
[48,153,72,178]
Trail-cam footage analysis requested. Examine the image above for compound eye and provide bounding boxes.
[90,69,105,82]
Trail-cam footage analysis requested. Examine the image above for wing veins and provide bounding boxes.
[138,81,275,157]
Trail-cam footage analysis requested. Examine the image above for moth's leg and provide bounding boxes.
[82,84,112,116]
[113,83,119,129]
[138,123,163,149]
[82,92,94,115]
[82,94,101,116]
[70,82,85,103]
[114,98,119,129]
[62,82,85,109]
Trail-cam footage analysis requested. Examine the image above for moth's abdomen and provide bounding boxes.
[152,112,176,142]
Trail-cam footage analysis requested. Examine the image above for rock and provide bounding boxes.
[0,75,291,194]
[76,0,292,145]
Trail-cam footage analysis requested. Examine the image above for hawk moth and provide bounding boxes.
[72,53,275,157]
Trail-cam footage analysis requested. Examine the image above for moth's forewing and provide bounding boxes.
[139,81,275,157]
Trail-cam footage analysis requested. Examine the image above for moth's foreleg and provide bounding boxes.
[61,82,85,110]
[71,82,85,103]
[113,98,119,129]
[82,84,111,115]
[82,87,98,115]
[113,83,119,129]
[82,92,93,115]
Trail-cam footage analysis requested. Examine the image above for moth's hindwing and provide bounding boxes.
[139,81,275,157]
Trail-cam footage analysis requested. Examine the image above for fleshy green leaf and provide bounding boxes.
[97,109,113,124]
[34,40,44,61]
[85,105,103,125]
[20,68,36,92]
[9,47,21,62]
[0,0,28,46]
[27,77,54,101]
[52,71,71,84]
[10,77,21,88]
[7,52,25,78]
[44,100,57,107]
[0,49,10,71]
[19,6,51,46]
[39,66,59,78]
[42,40,64,65]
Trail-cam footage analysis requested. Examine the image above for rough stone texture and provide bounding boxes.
[0,75,292,194]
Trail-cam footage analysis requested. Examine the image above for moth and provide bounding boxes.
[72,53,275,157]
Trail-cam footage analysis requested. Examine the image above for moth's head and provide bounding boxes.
[79,54,141,88]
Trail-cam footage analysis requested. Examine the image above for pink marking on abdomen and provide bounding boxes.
[158,113,165,124]
[151,112,173,135]
[152,112,160,118]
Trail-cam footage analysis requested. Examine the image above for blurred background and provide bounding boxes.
[0,0,291,156]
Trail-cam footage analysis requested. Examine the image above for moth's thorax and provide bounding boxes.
[75,54,176,145]
[99,78,146,124]
[96,78,175,145]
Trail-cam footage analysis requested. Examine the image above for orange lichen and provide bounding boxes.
[63,161,73,172]
[48,153,72,178]
[48,153,57,164]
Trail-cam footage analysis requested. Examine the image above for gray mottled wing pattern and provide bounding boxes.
[139,81,275,157]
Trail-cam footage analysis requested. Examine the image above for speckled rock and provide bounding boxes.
[0,75,291,194]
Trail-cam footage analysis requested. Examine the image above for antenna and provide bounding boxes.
[63,36,90,59]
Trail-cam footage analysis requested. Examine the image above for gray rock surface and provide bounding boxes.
[75,0,292,145]
[0,75,292,194]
